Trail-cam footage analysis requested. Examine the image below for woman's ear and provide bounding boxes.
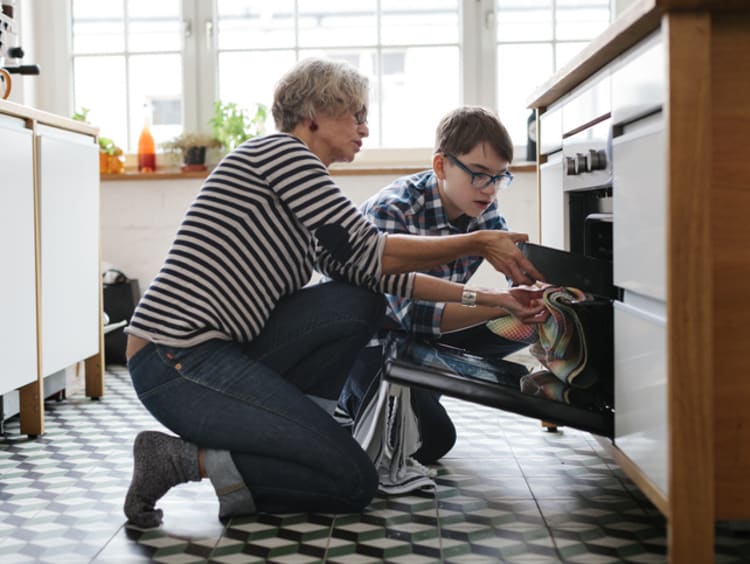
[433,152,447,180]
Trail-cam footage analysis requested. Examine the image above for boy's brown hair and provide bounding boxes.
[434,106,513,163]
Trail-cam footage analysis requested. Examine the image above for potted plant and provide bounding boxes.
[161,132,222,171]
[210,100,268,152]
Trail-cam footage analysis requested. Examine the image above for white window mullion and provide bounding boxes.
[180,0,196,133]
[461,0,496,109]
[196,0,220,135]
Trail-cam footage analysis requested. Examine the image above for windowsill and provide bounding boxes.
[101,161,538,182]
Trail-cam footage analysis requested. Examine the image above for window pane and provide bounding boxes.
[297,49,378,146]
[497,43,553,151]
[497,0,553,42]
[380,46,459,148]
[217,1,295,50]
[380,0,459,46]
[218,50,296,133]
[556,0,610,40]
[72,0,124,54]
[127,0,182,53]
[128,54,183,149]
[73,56,128,150]
[298,2,377,48]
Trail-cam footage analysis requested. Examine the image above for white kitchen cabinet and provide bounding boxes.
[539,152,566,250]
[0,99,103,436]
[37,125,100,376]
[0,115,37,396]
[530,2,750,561]
[614,295,668,495]
[612,113,666,300]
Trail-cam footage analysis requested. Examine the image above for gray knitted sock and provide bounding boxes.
[124,431,201,528]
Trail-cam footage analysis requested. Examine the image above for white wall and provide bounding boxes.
[101,171,538,294]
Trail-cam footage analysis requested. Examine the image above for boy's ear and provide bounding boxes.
[433,152,447,180]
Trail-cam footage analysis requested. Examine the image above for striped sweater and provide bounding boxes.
[126,133,415,347]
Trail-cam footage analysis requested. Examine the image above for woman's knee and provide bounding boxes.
[334,283,385,324]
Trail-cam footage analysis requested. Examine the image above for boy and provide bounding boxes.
[340,106,531,464]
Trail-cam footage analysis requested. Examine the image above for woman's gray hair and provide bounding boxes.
[272,58,369,132]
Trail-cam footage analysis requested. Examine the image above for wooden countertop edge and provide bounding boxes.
[528,0,750,109]
[528,0,661,109]
[101,162,538,182]
[0,98,99,136]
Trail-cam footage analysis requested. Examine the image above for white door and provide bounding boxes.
[0,115,38,394]
[37,125,100,376]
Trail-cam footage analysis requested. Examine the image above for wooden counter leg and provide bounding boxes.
[541,420,559,432]
[84,352,105,399]
[19,379,44,437]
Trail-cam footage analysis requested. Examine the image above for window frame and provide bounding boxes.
[29,0,611,165]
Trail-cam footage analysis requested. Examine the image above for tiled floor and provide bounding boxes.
[1,366,749,563]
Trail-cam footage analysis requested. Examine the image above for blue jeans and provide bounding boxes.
[127,281,385,515]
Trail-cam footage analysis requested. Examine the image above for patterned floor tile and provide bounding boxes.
[2,370,750,562]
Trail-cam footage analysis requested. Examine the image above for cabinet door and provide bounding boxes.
[612,113,666,300]
[614,296,668,496]
[0,116,38,394]
[37,126,100,376]
[539,152,566,250]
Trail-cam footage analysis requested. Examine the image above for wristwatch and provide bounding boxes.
[461,286,477,307]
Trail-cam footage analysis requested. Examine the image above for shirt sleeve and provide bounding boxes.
[257,136,413,293]
[360,188,446,337]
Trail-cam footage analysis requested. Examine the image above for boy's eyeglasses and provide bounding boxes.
[444,152,513,191]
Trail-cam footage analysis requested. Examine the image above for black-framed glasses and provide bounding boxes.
[444,152,513,191]
[353,106,368,126]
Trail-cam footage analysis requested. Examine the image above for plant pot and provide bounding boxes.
[181,145,207,172]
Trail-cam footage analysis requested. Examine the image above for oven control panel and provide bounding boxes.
[562,118,612,191]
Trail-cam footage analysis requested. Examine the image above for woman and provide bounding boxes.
[124,58,544,528]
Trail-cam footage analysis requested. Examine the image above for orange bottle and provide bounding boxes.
[137,105,156,172]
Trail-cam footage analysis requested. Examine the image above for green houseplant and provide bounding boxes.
[161,132,222,171]
[210,101,268,152]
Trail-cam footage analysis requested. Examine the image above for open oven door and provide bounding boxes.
[382,242,616,439]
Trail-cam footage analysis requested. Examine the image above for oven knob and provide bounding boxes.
[576,153,588,173]
[565,156,577,175]
[589,149,607,170]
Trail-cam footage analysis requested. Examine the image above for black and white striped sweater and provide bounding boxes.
[127,133,414,347]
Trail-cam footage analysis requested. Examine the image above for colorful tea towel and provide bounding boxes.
[487,286,595,388]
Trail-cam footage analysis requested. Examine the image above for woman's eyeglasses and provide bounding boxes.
[353,107,368,126]
[444,152,513,191]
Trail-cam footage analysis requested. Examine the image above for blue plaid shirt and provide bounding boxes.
[361,170,509,340]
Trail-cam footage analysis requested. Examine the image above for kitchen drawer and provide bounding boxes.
[561,69,611,135]
[614,297,668,497]
[540,106,563,156]
[612,30,665,126]
[612,112,666,300]
[539,152,566,250]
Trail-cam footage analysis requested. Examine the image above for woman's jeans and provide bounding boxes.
[127,281,385,515]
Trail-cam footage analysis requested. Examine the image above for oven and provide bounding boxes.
[382,115,620,439]
[382,70,622,439]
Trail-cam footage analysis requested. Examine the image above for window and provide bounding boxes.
[67,0,610,157]
[213,0,460,150]
[71,0,183,151]
[496,0,610,147]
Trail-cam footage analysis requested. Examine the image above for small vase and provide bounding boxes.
[181,146,207,172]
